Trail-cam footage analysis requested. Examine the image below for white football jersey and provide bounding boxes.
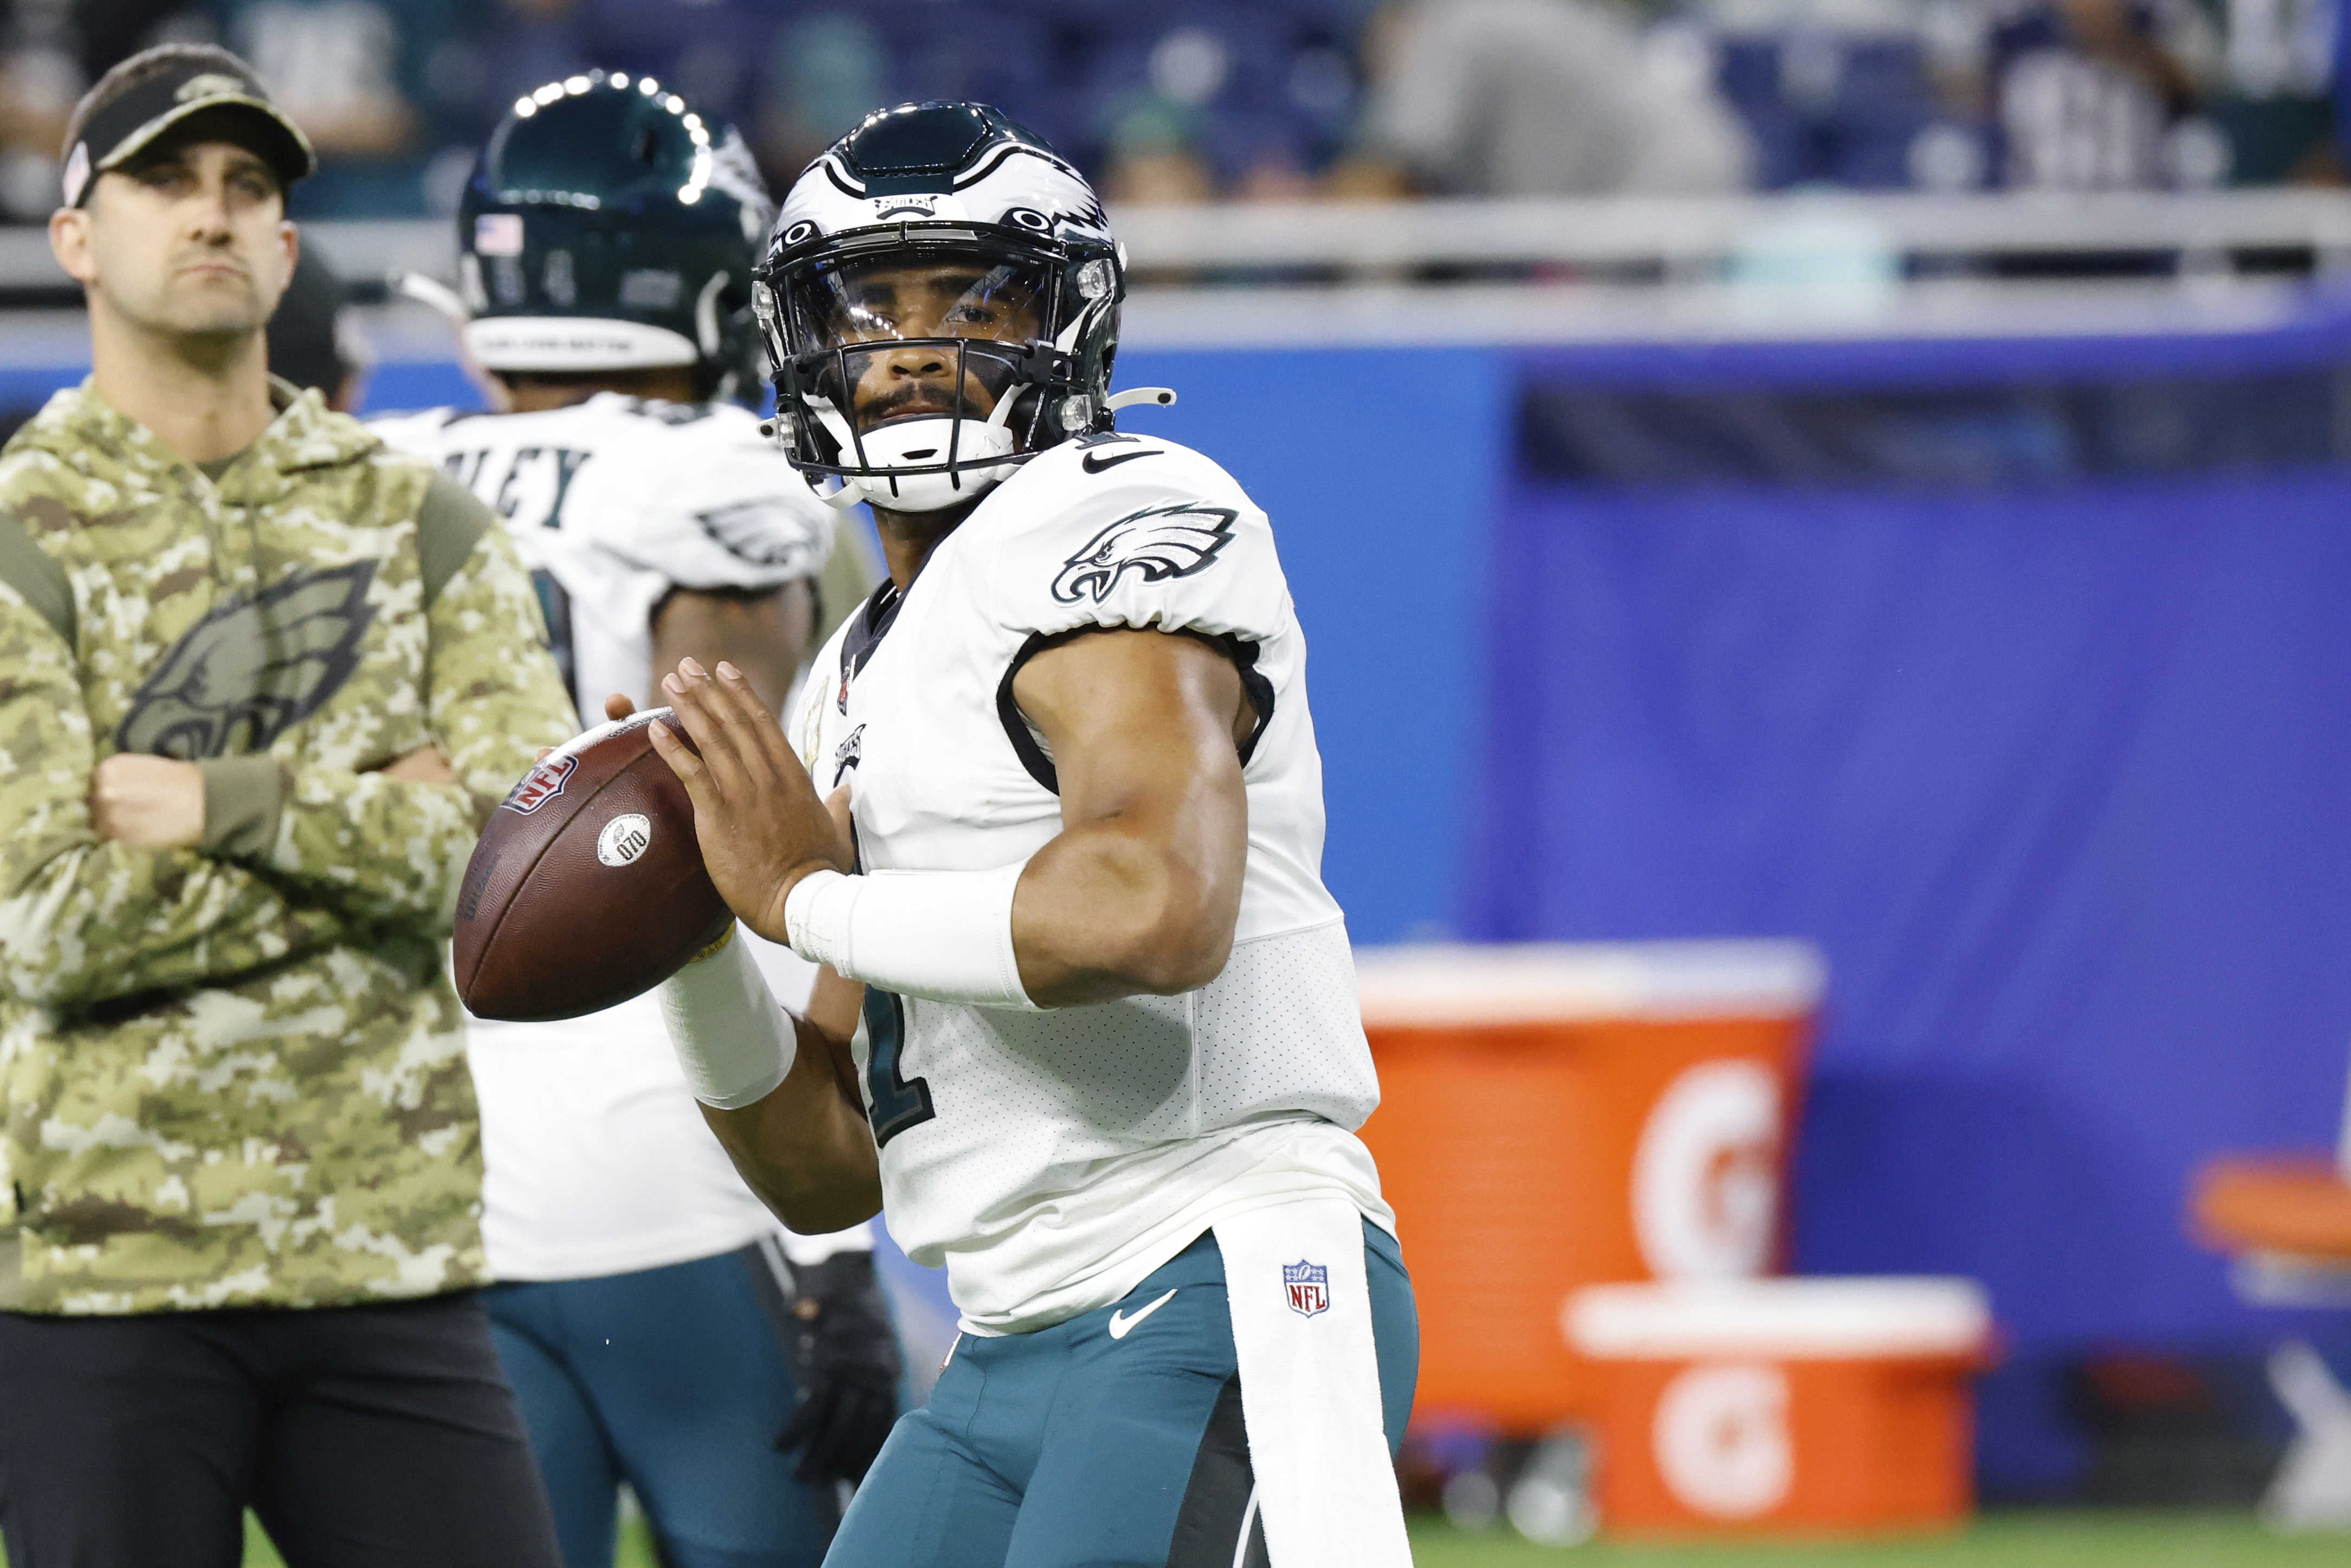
[795,432,1392,1335]
[370,393,834,718]
[373,393,865,1281]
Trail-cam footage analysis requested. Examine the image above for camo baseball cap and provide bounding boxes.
[61,47,316,209]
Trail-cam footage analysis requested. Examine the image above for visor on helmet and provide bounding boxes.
[759,235,1079,510]
[795,251,1051,360]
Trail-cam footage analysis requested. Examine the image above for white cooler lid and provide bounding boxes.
[1355,940,1826,1027]
[1565,1277,1992,1360]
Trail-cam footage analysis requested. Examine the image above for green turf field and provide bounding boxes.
[171,1508,2351,1565]
[1403,1512,2351,1566]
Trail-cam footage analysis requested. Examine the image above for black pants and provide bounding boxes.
[0,1292,563,1568]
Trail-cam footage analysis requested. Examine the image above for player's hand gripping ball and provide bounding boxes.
[646,657,854,946]
[453,708,733,1021]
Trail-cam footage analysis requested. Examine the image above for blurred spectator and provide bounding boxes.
[1101,96,1221,204]
[210,0,477,213]
[2206,0,2339,182]
[8,0,2343,219]
[585,0,770,131]
[70,0,189,81]
[1087,6,1366,202]
[267,241,371,411]
[1985,0,2223,188]
[754,8,907,182]
[433,0,594,185]
[1346,0,1756,197]
[1703,0,1976,191]
[0,0,83,219]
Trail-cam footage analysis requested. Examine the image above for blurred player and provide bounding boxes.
[0,44,575,1567]
[266,243,368,411]
[649,102,1418,1567]
[370,74,897,1568]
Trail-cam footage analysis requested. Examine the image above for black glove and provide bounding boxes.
[773,1250,903,1487]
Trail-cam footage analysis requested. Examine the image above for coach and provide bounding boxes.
[0,45,575,1568]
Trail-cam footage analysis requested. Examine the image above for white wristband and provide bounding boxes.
[784,863,1037,1010]
[656,928,797,1109]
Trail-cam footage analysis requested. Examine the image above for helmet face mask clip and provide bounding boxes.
[759,102,1129,513]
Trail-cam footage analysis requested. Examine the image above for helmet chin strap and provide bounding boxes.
[802,388,1022,513]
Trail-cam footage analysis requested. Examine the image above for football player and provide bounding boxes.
[370,74,898,1568]
[647,103,1417,1566]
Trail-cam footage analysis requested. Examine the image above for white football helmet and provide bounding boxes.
[755,102,1129,513]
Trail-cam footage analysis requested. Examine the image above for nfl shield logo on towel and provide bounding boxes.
[1284,1260,1329,1318]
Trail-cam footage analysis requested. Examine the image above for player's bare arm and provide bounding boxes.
[650,580,815,714]
[697,963,883,1233]
[655,639,1252,1007]
[1004,628,1252,1003]
[632,710,878,1229]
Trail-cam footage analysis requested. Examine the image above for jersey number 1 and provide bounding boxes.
[862,988,936,1148]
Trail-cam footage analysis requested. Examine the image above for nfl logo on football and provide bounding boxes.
[1284,1259,1329,1318]
[501,754,577,815]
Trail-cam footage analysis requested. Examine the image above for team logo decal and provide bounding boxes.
[501,753,577,814]
[115,562,377,760]
[832,723,865,787]
[1284,1259,1330,1318]
[869,192,967,223]
[176,73,248,103]
[595,813,652,867]
[1051,504,1236,605]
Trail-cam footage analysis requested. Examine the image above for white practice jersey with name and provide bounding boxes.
[794,431,1390,1335]
[373,393,867,1282]
[370,393,834,715]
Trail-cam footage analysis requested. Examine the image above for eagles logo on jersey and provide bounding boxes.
[1050,504,1236,606]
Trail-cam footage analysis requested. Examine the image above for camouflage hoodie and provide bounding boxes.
[0,379,577,1314]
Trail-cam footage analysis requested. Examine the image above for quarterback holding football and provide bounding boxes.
[650,101,1417,1567]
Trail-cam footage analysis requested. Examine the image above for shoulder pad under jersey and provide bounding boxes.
[966,435,1290,646]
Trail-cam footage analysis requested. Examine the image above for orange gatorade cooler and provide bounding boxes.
[1353,941,1822,1431]
[1565,1278,1992,1537]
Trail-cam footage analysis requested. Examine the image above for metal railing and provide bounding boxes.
[6,191,2349,350]
[1108,190,2351,277]
[3,190,2349,302]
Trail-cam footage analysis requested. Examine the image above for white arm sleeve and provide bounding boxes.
[657,929,798,1109]
[777,1222,876,1265]
[784,864,1037,1010]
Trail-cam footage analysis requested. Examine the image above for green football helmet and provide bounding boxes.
[457,71,774,400]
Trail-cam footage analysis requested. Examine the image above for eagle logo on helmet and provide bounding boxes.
[1051,504,1237,605]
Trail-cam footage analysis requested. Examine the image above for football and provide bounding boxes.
[453,708,733,1021]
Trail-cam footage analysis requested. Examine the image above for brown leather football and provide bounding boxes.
[453,708,732,1021]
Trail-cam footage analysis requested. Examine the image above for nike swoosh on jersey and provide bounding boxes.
[1081,448,1163,474]
[1107,1287,1179,1339]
